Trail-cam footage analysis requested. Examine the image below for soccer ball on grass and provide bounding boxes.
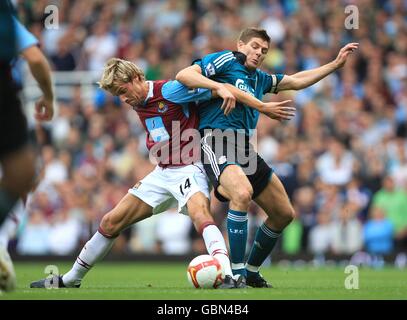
[187,254,224,289]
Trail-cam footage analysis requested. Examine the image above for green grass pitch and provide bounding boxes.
[2,262,407,299]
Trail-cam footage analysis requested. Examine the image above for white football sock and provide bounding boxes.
[202,224,233,277]
[62,231,115,287]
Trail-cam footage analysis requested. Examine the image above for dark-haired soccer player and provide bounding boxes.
[176,27,358,287]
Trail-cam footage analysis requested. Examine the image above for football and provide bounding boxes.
[187,255,224,289]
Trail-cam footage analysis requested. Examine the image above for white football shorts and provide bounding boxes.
[128,162,210,215]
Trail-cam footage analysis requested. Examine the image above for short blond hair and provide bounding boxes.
[98,58,145,95]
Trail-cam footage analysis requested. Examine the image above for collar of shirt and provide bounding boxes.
[233,51,247,65]
[234,51,257,76]
[142,80,154,106]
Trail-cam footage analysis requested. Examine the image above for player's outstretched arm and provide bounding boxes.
[21,46,54,121]
[176,65,236,113]
[222,84,295,122]
[277,43,359,91]
[176,65,295,121]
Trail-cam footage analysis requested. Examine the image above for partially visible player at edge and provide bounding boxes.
[30,58,295,289]
[176,27,358,287]
[0,0,54,292]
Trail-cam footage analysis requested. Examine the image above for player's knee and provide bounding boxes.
[281,206,295,227]
[18,168,35,195]
[230,187,253,207]
[2,161,36,197]
[100,214,120,237]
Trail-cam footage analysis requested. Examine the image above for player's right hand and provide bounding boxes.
[261,100,295,122]
[34,96,54,121]
[217,85,236,116]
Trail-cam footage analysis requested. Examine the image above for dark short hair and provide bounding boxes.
[238,27,270,44]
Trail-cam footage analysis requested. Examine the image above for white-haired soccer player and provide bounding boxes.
[30,58,294,289]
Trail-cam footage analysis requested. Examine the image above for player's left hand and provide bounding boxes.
[334,43,359,69]
[34,96,54,121]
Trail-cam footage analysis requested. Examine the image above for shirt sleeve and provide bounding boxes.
[193,50,236,78]
[258,70,284,94]
[161,80,212,104]
[12,16,38,53]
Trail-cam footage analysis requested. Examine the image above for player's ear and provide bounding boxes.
[130,76,137,86]
[237,40,246,50]
[134,75,143,83]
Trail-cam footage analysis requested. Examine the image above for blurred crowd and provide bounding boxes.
[8,0,407,260]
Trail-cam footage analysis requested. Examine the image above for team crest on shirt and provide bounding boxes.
[158,102,168,113]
